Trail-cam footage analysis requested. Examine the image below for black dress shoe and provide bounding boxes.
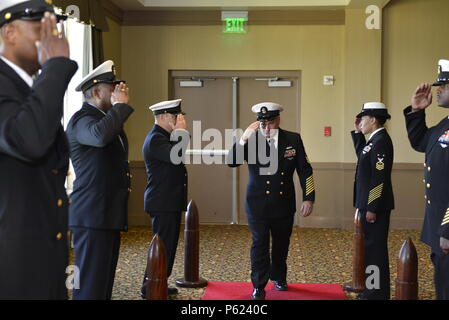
[251,288,266,300]
[168,287,179,296]
[273,280,288,291]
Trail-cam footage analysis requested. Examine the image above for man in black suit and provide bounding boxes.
[404,59,449,300]
[351,102,394,300]
[141,99,189,297]
[0,1,78,299]
[227,102,315,300]
[66,60,134,300]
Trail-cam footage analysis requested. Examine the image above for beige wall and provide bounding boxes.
[383,0,449,163]
[121,24,345,162]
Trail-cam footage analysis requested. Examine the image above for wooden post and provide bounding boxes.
[343,209,366,293]
[145,234,168,300]
[395,237,418,300]
[176,200,208,288]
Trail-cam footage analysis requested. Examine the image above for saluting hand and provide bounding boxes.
[174,114,188,131]
[35,12,70,66]
[354,118,362,133]
[111,82,130,105]
[242,121,260,142]
[366,211,377,223]
[411,83,433,112]
[300,201,313,217]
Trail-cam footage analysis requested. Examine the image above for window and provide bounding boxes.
[62,18,93,193]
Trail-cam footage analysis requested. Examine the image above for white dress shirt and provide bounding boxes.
[0,55,33,87]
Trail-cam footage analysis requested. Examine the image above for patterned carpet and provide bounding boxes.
[70,225,436,300]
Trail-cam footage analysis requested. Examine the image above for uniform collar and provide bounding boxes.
[368,127,385,141]
[0,55,33,87]
[87,102,107,116]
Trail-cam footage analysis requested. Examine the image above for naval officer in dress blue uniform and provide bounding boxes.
[0,0,78,299]
[227,102,315,300]
[141,99,189,297]
[351,102,394,300]
[404,59,449,300]
[66,60,134,300]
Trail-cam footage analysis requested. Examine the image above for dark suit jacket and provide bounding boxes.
[227,129,315,220]
[404,106,449,252]
[66,102,134,231]
[352,129,395,213]
[142,125,188,214]
[0,57,78,299]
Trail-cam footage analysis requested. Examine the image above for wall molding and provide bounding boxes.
[102,0,125,24]
[121,9,345,26]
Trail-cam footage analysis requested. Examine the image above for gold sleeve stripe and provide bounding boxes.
[368,183,384,204]
[442,219,449,226]
[305,175,315,196]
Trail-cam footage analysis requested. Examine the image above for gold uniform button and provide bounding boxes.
[52,169,59,175]
[184,184,187,187]
[128,188,132,193]
[57,199,63,207]
[266,191,270,195]
[56,233,63,241]
[424,195,427,199]
[280,191,283,195]
[424,163,426,168]
[266,181,270,185]
[428,167,431,172]
[422,179,425,183]
[281,172,285,176]
[68,199,72,205]
[427,183,431,188]
[281,182,284,185]
[428,200,431,205]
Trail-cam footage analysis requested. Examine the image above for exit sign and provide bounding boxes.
[224,18,246,34]
[222,11,248,34]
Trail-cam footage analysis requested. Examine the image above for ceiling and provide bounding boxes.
[109,0,356,11]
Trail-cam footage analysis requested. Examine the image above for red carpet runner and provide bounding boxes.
[202,281,347,300]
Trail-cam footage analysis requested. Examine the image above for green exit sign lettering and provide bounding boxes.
[224,18,246,34]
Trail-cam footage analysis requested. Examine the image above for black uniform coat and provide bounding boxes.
[142,125,188,214]
[227,129,315,220]
[404,106,449,252]
[352,129,395,213]
[0,57,78,299]
[66,102,134,231]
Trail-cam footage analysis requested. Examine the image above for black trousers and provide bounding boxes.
[360,210,391,300]
[141,211,182,295]
[431,251,449,300]
[247,215,294,289]
[72,228,121,300]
